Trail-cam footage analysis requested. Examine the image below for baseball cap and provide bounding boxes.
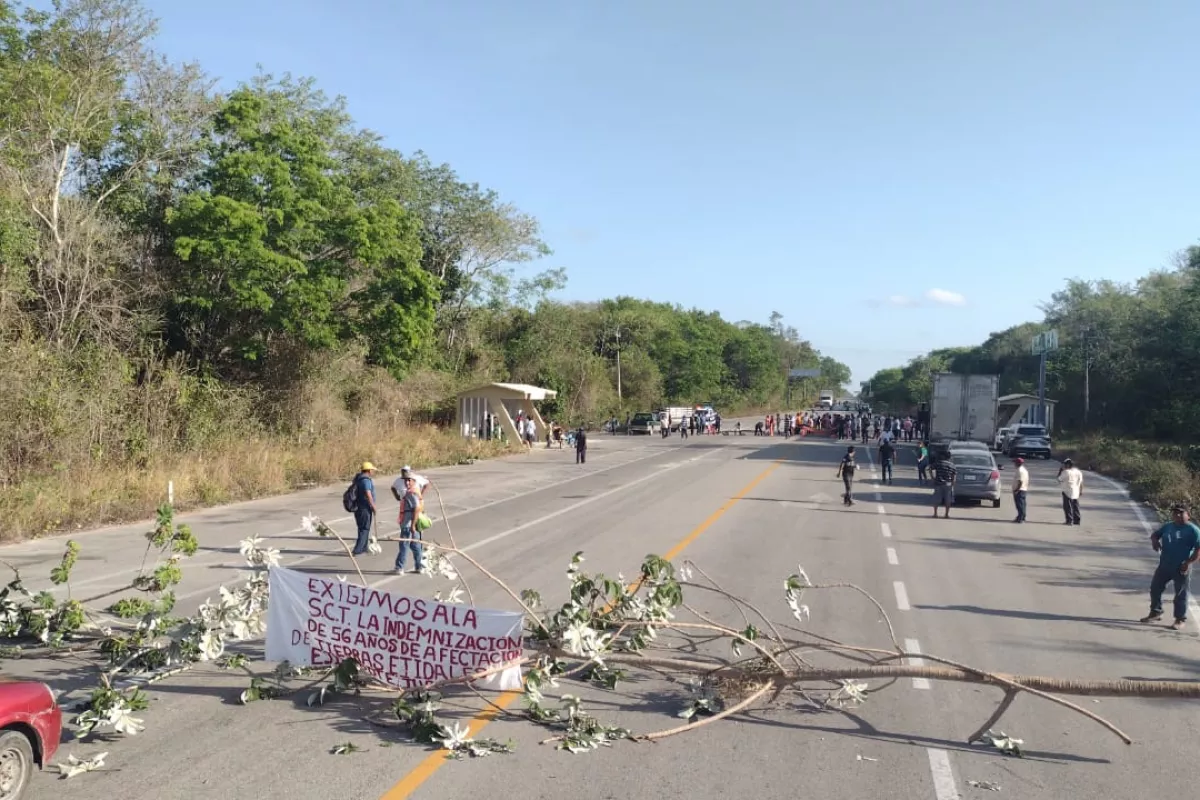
[361,461,376,472]
[400,465,412,477]
[1171,502,1188,513]
[1013,457,1024,465]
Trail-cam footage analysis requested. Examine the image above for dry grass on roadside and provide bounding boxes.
[1056,434,1200,516]
[0,426,516,543]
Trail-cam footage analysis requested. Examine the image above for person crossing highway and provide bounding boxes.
[878,437,895,485]
[1011,457,1029,523]
[837,446,858,506]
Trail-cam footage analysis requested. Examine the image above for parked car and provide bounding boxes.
[949,440,991,453]
[0,681,62,798]
[946,449,1003,507]
[627,412,661,435]
[993,426,1013,451]
[1005,424,1052,459]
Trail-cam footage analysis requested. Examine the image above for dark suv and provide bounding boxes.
[1005,425,1052,459]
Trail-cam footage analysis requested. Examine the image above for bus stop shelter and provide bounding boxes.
[455,382,558,442]
[999,393,1057,431]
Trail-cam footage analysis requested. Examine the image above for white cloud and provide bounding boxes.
[924,288,966,307]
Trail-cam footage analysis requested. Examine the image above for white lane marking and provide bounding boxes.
[369,449,722,589]
[1090,472,1200,632]
[881,522,892,538]
[51,443,689,595]
[886,547,899,565]
[893,581,911,611]
[905,637,931,689]
[876,504,886,515]
[926,748,961,799]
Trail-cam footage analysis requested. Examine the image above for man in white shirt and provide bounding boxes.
[392,465,430,502]
[1012,457,1030,523]
[1056,458,1084,525]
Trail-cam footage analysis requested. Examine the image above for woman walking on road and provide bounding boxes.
[837,446,858,506]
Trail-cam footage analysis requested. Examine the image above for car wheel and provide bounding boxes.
[0,730,35,800]
[992,499,1001,508]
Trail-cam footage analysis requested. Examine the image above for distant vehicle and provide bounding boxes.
[1006,424,1052,459]
[929,373,1000,445]
[660,407,693,431]
[628,412,661,435]
[947,450,1003,507]
[993,426,1013,451]
[0,681,62,799]
[818,389,834,409]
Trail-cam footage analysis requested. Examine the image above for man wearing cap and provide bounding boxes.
[1141,503,1200,630]
[391,466,429,504]
[1012,457,1029,523]
[1056,458,1084,525]
[352,462,378,556]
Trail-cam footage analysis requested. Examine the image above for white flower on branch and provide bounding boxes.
[367,536,383,555]
[239,535,281,568]
[561,621,612,661]
[419,545,458,580]
[301,515,319,535]
[678,564,694,582]
[105,706,145,736]
[433,721,472,750]
[826,680,869,708]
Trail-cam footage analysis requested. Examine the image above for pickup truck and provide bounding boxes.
[628,412,661,435]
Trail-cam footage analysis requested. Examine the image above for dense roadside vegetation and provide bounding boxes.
[0,0,848,539]
[866,247,1200,511]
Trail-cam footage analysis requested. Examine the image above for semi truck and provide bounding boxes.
[928,373,999,444]
[817,389,834,409]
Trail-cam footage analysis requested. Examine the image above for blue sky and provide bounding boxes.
[139,0,1200,386]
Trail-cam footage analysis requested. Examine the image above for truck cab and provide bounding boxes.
[818,390,834,409]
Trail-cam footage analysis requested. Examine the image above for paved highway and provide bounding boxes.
[5,428,1198,800]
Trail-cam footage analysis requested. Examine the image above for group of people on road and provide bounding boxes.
[835,439,1199,631]
[348,462,431,574]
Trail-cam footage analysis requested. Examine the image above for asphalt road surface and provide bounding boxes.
[4,427,1198,800]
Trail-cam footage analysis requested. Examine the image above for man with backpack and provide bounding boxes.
[344,462,378,556]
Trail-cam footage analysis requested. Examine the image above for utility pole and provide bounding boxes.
[1082,326,1091,428]
[614,326,622,401]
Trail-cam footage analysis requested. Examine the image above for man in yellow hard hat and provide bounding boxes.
[351,462,378,556]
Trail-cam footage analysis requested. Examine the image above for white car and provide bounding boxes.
[993,426,1012,451]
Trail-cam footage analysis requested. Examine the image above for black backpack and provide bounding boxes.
[342,478,359,513]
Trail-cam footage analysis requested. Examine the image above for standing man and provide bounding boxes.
[878,436,895,486]
[1011,457,1029,523]
[1140,503,1200,630]
[932,454,957,519]
[392,465,429,504]
[575,426,588,464]
[351,462,378,556]
[837,446,858,506]
[394,476,424,575]
[1057,458,1084,525]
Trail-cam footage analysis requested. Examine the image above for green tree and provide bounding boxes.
[164,77,437,376]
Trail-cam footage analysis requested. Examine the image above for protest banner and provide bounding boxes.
[265,567,525,690]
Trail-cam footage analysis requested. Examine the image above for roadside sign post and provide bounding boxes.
[788,368,821,408]
[1031,330,1059,427]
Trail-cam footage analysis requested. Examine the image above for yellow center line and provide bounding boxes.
[379,459,783,800]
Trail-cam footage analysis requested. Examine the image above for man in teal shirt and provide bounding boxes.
[1141,503,1200,630]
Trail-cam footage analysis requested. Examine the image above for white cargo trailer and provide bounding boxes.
[928,373,1000,444]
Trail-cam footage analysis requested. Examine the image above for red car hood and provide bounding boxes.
[0,681,63,765]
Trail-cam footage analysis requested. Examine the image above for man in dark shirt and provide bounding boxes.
[352,462,377,556]
[575,427,588,464]
[1141,503,1200,630]
[931,457,957,518]
[837,446,857,506]
[878,439,896,485]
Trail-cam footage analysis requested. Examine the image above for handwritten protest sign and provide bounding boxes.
[265,567,525,690]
